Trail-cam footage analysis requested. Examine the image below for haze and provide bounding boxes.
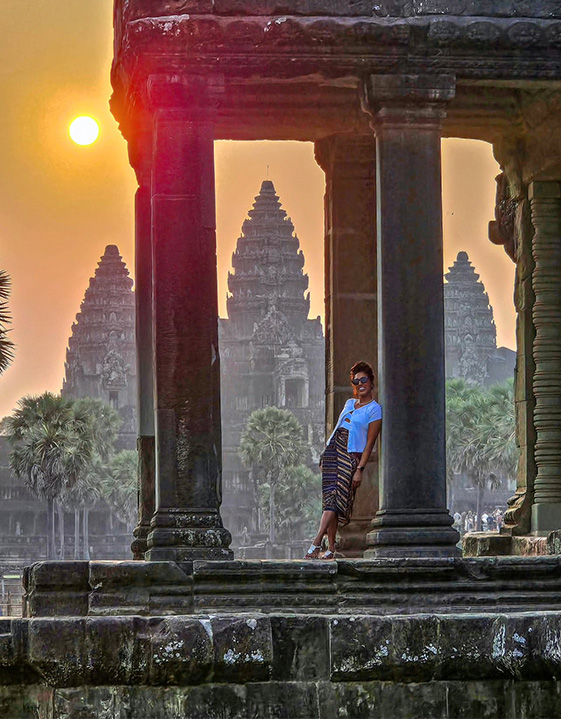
[0,0,515,419]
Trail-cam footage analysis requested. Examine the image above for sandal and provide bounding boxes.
[321,550,335,560]
[304,544,321,559]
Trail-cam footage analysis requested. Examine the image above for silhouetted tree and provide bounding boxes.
[0,269,15,375]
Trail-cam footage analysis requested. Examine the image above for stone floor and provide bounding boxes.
[4,558,561,718]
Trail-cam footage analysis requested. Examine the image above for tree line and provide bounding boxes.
[1,393,137,559]
[446,377,516,530]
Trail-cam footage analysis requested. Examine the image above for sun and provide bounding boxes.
[69,116,99,146]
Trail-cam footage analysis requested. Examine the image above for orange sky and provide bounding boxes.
[0,0,516,420]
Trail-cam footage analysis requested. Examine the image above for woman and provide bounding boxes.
[305,361,382,560]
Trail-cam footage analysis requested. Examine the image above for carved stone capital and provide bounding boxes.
[314,133,376,173]
[360,74,456,131]
[146,73,224,121]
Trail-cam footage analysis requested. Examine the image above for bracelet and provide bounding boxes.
[358,466,365,471]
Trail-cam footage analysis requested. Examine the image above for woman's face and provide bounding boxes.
[352,371,372,398]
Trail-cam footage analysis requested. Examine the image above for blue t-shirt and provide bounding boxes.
[327,398,382,453]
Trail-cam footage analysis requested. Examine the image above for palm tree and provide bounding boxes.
[239,407,306,548]
[64,398,122,558]
[101,450,138,534]
[446,378,517,531]
[5,393,93,558]
[0,269,15,375]
[259,463,321,541]
[5,394,121,559]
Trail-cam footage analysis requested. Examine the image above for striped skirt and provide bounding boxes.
[321,428,361,527]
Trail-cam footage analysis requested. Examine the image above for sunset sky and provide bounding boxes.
[0,0,516,420]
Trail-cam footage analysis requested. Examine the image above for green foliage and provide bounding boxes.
[446,378,516,489]
[5,393,94,502]
[239,406,306,479]
[239,407,310,543]
[5,392,125,511]
[0,269,15,375]
[259,464,321,540]
[100,450,138,530]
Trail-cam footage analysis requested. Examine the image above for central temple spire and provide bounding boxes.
[226,180,310,335]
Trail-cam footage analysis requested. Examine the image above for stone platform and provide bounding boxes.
[5,558,561,718]
[23,557,561,617]
[3,609,561,717]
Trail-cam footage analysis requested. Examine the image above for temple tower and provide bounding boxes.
[220,180,324,542]
[444,251,514,387]
[62,245,137,449]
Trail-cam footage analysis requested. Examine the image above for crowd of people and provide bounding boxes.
[452,508,505,536]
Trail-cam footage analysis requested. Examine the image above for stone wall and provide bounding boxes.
[2,611,561,717]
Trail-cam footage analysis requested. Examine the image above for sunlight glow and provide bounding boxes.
[69,116,99,146]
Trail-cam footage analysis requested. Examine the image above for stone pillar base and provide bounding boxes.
[365,510,460,558]
[131,436,156,560]
[531,503,561,535]
[337,518,372,558]
[145,510,233,561]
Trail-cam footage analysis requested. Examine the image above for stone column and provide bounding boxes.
[530,181,561,534]
[361,74,459,558]
[144,75,232,561]
[131,151,156,559]
[314,134,378,557]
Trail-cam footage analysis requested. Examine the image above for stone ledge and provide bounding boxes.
[462,531,558,557]
[1,680,561,719]
[1,612,561,687]
[0,612,561,687]
[23,557,561,617]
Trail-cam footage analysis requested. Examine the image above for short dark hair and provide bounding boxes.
[350,361,375,385]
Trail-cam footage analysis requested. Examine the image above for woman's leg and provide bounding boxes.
[326,512,338,552]
[313,510,336,547]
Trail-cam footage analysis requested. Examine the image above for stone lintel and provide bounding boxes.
[117,0,561,21]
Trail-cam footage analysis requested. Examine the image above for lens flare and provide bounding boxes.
[69,116,99,146]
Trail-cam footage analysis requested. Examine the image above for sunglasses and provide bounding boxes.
[351,376,369,386]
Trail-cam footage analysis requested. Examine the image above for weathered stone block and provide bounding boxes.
[389,615,441,681]
[24,561,89,618]
[445,680,509,718]
[462,532,513,557]
[330,616,393,681]
[0,619,29,685]
[378,680,447,719]
[547,529,561,554]
[88,561,193,616]
[53,686,117,719]
[149,617,213,685]
[511,536,547,556]
[246,681,320,718]
[0,686,49,719]
[436,614,499,680]
[271,616,329,681]
[27,619,86,686]
[84,616,149,685]
[211,616,272,682]
[511,680,561,719]
[180,684,247,719]
[320,681,379,719]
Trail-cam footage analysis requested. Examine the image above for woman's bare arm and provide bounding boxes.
[352,419,382,486]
